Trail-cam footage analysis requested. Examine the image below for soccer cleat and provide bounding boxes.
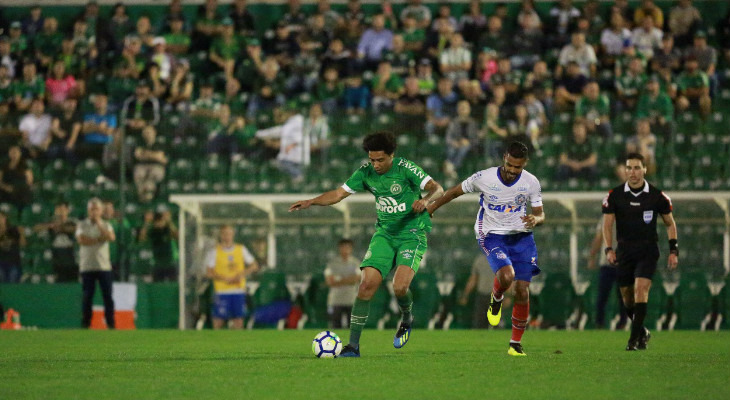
[487,293,503,326]
[625,339,638,351]
[393,318,412,349]
[508,342,527,356]
[638,327,651,350]
[339,344,360,358]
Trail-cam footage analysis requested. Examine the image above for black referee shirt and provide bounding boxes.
[602,180,673,243]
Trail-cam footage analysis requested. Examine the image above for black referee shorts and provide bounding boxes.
[615,242,659,287]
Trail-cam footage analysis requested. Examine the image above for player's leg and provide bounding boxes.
[81,272,96,328]
[631,277,653,350]
[508,280,530,357]
[392,265,415,348]
[391,231,427,349]
[341,266,383,357]
[229,293,245,329]
[479,235,515,326]
[211,293,227,330]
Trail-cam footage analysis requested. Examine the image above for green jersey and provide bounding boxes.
[575,94,610,121]
[344,157,432,234]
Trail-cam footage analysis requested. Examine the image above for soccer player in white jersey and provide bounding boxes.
[428,142,545,356]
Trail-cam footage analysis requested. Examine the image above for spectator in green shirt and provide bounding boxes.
[209,17,241,78]
[575,81,613,139]
[676,56,711,118]
[636,76,674,141]
[163,17,191,56]
[371,61,404,114]
[8,22,29,59]
[615,56,646,112]
[556,122,598,181]
[315,67,344,115]
[33,17,63,71]
[13,63,45,112]
[400,16,425,54]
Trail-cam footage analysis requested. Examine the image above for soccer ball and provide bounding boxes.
[312,331,342,358]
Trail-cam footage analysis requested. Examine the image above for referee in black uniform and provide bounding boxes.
[601,153,678,351]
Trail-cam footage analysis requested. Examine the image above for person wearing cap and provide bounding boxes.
[120,78,160,138]
[684,31,718,96]
[150,37,173,81]
[209,17,240,77]
[676,55,711,118]
[7,22,28,57]
[163,17,190,56]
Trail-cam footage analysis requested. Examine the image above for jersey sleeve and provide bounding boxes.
[342,167,366,194]
[602,190,616,214]
[529,177,543,207]
[241,245,256,265]
[404,160,432,190]
[658,191,673,215]
[461,171,481,194]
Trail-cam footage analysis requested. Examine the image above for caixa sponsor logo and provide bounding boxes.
[487,203,523,213]
[377,197,407,213]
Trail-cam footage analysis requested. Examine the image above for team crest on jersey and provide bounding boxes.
[496,251,507,260]
[514,194,527,206]
[390,183,402,194]
[401,250,414,260]
[643,211,653,224]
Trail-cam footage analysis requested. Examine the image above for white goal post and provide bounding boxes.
[170,192,730,330]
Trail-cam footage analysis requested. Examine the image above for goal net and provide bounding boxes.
[170,192,730,330]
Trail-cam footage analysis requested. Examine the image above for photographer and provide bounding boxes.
[138,209,178,282]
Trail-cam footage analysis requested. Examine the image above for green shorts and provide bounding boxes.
[361,229,428,277]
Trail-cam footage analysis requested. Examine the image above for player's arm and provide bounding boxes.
[288,187,351,212]
[602,213,617,265]
[413,179,444,213]
[426,182,464,216]
[521,206,544,229]
[244,260,260,277]
[661,212,679,270]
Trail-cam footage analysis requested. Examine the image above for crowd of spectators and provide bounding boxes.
[0,0,728,283]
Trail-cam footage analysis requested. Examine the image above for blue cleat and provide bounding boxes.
[393,318,412,349]
[339,344,360,357]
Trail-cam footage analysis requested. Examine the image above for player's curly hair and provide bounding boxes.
[505,141,529,159]
[362,131,397,155]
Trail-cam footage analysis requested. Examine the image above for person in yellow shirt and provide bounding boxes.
[206,224,259,329]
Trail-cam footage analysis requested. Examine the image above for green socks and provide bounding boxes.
[348,298,370,346]
[397,289,413,323]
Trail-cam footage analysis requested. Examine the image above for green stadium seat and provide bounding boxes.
[677,272,711,329]
[613,111,634,135]
[20,202,52,227]
[0,202,18,223]
[410,273,441,329]
[167,158,196,181]
[74,159,102,183]
[303,274,329,329]
[42,159,73,183]
[676,111,703,135]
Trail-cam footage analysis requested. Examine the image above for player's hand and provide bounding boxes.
[606,249,617,266]
[667,253,678,270]
[521,214,536,229]
[288,200,312,212]
[412,199,428,213]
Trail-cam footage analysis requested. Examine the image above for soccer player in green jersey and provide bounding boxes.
[289,131,444,357]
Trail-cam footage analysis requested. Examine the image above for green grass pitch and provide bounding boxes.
[2,330,728,400]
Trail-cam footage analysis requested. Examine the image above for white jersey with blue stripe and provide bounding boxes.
[461,167,543,238]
